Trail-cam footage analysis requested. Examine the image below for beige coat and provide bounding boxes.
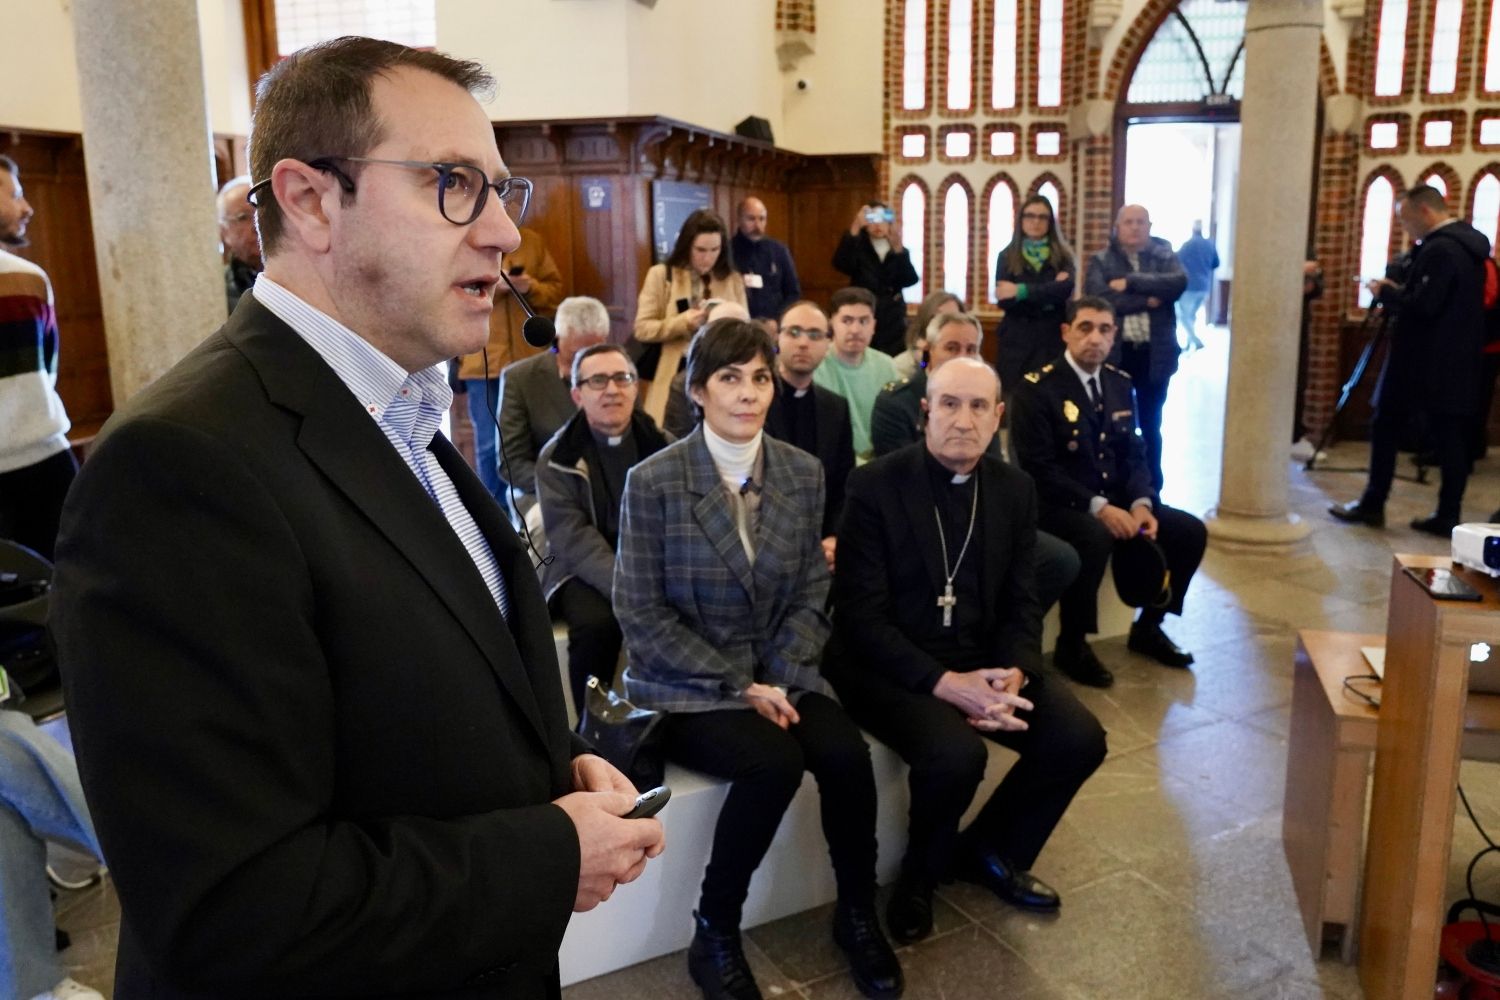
[633,262,747,422]
[456,227,566,380]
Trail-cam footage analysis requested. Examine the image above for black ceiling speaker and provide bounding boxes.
[735,116,774,144]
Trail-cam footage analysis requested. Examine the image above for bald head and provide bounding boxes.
[217,175,261,269]
[707,300,751,324]
[1115,204,1151,252]
[923,357,1003,474]
[738,196,768,241]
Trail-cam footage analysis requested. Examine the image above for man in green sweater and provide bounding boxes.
[813,286,899,463]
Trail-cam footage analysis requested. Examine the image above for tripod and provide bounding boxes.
[1304,304,1430,483]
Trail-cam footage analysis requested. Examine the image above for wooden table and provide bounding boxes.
[1359,555,1500,1000]
[1284,629,1381,962]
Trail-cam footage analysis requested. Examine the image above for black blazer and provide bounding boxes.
[830,444,1043,693]
[764,380,856,537]
[831,232,921,356]
[52,296,586,999]
[1009,356,1154,513]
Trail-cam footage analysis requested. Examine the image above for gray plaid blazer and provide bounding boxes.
[615,428,835,713]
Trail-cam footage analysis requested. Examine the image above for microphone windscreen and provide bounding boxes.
[522,315,557,348]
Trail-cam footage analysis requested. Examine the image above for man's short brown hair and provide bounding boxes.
[829,286,877,315]
[249,36,493,254]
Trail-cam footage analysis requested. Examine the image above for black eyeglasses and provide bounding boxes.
[575,371,638,390]
[247,157,532,225]
[782,325,828,341]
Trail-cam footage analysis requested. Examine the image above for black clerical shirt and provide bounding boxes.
[921,450,987,669]
[776,379,819,457]
[590,426,637,547]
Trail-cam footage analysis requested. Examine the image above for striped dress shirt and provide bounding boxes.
[252,275,510,620]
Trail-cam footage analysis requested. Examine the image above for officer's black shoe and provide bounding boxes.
[1128,622,1194,668]
[884,875,935,945]
[832,902,905,999]
[1053,639,1114,688]
[956,851,1061,912]
[1328,499,1385,528]
[688,911,763,1000]
[1410,513,1460,538]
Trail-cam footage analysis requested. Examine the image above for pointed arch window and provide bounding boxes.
[992,0,1019,109]
[1474,172,1500,251]
[900,180,928,303]
[1424,172,1448,197]
[942,180,972,299]
[1036,180,1062,222]
[1359,174,1397,307]
[1487,0,1500,91]
[986,179,1018,303]
[1125,0,1247,103]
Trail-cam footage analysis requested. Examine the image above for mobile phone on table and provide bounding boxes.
[623,784,671,820]
[1403,566,1483,601]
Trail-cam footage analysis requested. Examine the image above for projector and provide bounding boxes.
[1453,523,1500,577]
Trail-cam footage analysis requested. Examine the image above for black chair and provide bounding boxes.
[0,539,64,723]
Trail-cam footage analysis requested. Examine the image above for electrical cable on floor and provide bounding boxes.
[1459,784,1500,959]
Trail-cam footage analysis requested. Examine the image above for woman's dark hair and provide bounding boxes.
[906,290,966,352]
[666,209,736,281]
[685,318,776,417]
[1000,195,1075,277]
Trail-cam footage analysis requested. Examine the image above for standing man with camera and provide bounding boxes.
[832,202,920,357]
[1330,184,1491,536]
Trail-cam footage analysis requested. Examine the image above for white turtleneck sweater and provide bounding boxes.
[702,423,764,561]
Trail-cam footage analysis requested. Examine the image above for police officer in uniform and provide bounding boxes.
[1010,297,1206,688]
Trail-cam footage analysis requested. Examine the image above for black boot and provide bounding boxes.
[884,873,935,945]
[687,911,762,1000]
[832,901,905,999]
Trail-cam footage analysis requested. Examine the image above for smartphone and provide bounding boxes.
[675,297,692,313]
[623,784,671,820]
[865,208,894,224]
[508,264,525,276]
[1404,566,1483,601]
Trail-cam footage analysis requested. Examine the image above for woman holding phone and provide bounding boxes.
[633,209,747,426]
[831,201,920,357]
[614,319,903,1000]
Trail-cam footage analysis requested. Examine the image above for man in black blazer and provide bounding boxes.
[50,37,662,1000]
[830,357,1106,946]
[764,300,856,564]
[1010,297,1207,689]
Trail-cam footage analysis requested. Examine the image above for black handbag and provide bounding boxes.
[577,675,666,791]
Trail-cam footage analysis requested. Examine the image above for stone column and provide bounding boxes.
[1203,0,1323,552]
[72,0,226,405]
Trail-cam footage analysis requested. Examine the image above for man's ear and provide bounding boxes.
[270,158,338,254]
[1059,323,1069,343]
[570,387,584,408]
[920,397,930,415]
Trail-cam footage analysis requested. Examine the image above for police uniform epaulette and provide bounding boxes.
[1103,363,1131,379]
[1021,363,1056,384]
[882,378,909,392]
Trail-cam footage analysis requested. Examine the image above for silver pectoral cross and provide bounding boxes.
[937,583,958,627]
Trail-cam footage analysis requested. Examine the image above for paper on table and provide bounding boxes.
[1362,646,1386,680]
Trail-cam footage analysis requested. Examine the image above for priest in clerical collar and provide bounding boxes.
[827,356,1106,946]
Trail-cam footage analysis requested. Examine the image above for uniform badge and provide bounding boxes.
[1063,400,1079,423]
[1067,441,1078,451]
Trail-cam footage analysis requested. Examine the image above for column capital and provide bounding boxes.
[1324,94,1363,134]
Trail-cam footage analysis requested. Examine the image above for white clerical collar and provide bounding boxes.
[951,472,972,485]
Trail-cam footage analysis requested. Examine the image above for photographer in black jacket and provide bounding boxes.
[1330,185,1491,536]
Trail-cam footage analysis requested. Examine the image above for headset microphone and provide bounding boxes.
[498,269,557,348]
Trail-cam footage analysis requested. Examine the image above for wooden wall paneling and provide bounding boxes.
[786,154,881,312]
[1,130,112,436]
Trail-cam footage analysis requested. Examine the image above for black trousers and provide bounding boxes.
[832,669,1105,884]
[1120,342,1169,491]
[1040,504,1207,640]
[0,449,78,562]
[662,693,878,926]
[1363,392,1471,520]
[547,579,623,714]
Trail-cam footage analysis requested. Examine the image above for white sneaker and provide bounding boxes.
[30,977,105,1000]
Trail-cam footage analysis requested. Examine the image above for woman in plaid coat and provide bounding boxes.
[614,319,903,1000]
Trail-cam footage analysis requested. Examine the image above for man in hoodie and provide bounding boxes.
[536,344,671,713]
[1330,184,1491,536]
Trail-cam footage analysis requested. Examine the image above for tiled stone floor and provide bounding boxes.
[44,327,1500,997]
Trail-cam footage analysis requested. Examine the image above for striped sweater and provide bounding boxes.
[0,249,71,474]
